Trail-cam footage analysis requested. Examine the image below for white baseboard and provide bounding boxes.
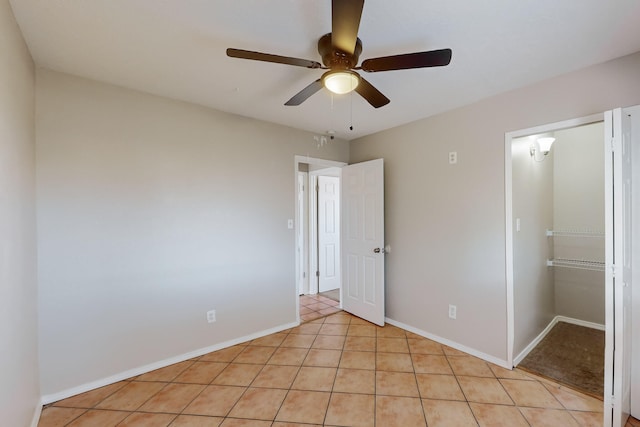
[513,315,604,366]
[555,315,605,331]
[30,398,43,427]
[385,317,511,369]
[513,318,558,366]
[41,320,299,405]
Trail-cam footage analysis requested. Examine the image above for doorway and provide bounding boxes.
[507,117,606,396]
[295,157,347,322]
[294,156,387,327]
[506,106,639,425]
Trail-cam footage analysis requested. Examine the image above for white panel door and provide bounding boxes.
[318,176,341,293]
[604,108,632,427]
[341,159,385,326]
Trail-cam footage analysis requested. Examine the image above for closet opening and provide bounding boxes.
[506,117,606,399]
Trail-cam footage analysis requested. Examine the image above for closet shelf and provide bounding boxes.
[547,258,606,272]
[545,229,605,238]
[546,229,605,238]
[546,229,604,238]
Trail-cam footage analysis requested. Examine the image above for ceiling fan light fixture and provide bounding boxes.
[323,70,360,94]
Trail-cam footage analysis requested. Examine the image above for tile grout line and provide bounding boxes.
[174,341,252,422]
[95,362,193,426]
[322,313,351,426]
[405,330,430,427]
[270,313,326,425]
[373,317,378,427]
[443,344,482,426]
[39,309,609,427]
[234,328,306,424]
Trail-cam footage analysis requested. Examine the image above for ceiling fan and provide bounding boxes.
[226,0,452,108]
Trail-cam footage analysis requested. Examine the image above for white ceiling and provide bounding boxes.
[10,0,640,140]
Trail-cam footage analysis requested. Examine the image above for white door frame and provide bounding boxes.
[294,156,347,322]
[504,113,603,367]
[604,107,637,426]
[297,171,309,295]
[308,173,319,294]
[629,105,640,420]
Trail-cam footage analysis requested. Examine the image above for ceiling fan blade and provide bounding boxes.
[355,76,390,108]
[227,48,322,69]
[361,48,452,72]
[285,79,324,106]
[332,0,364,54]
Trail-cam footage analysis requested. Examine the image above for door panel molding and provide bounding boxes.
[341,159,385,326]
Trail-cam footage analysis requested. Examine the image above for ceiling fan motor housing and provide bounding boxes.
[226,0,449,108]
[318,33,362,70]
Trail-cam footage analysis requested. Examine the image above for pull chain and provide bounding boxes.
[350,90,353,131]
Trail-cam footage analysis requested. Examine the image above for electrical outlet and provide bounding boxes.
[448,152,457,164]
[448,305,457,320]
[206,310,216,323]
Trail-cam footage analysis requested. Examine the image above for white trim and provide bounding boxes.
[514,315,605,366]
[294,155,346,169]
[308,174,319,295]
[505,132,514,367]
[505,113,604,139]
[629,105,640,419]
[514,318,558,366]
[504,112,604,368]
[385,317,511,369]
[30,399,43,427]
[41,320,298,405]
[294,155,347,323]
[556,315,605,331]
[604,109,615,427]
[297,171,309,295]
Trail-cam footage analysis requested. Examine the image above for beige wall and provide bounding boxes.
[0,0,40,425]
[511,122,605,359]
[553,123,605,324]
[511,135,555,356]
[350,51,640,362]
[36,69,349,398]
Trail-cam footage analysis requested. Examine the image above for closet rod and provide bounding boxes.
[546,229,604,238]
[546,258,606,272]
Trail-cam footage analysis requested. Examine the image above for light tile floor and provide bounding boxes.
[299,294,341,322]
[38,311,639,427]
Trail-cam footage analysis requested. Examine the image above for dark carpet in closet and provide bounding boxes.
[518,321,604,398]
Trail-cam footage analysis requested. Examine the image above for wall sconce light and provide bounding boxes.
[530,136,555,161]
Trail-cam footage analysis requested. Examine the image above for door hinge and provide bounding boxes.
[316,271,320,277]
[610,138,615,152]
[303,272,306,279]
[611,264,616,278]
